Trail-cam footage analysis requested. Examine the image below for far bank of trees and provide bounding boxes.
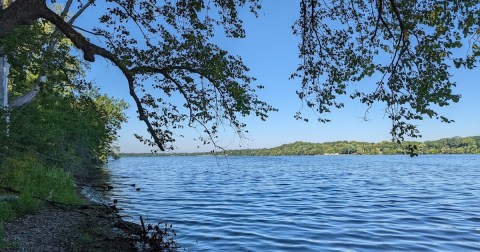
[224,136,480,156]
[121,136,480,157]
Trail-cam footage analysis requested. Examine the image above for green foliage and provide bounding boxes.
[0,16,127,176]
[9,194,42,216]
[2,0,480,151]
[0,155,82,205]
[0,88,127,176]
[0,202,15,222]
[0,199,15,244]
[121,136,480,157]
[0,201,15,245]
[0,18,85,99]
[0,6,127,247]
[83,0,275,150]
[223,136,480,156]
[0,223,4,248]
[0,142,85,248]
[1,0,275,151]
[293,0,479,142]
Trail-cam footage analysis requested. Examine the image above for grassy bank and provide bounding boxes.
[0,153,83,249]
[0,153,173,251]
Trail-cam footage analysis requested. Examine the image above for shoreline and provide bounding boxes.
[121,136,480,157]
[2,169,139,251]
[120,153,480,157]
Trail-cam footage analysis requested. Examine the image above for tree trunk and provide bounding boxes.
[0,56,9,109]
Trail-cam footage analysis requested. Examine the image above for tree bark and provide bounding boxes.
[0,0,44,38]
[10,84,39,108]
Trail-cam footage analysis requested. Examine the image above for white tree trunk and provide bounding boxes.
[0,56,9,109]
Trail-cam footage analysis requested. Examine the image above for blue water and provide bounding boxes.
[106,155,480,251]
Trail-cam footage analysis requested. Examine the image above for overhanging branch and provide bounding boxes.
[0,0,166,151]
[0,0,44,38]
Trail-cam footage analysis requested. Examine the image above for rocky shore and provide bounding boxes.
[1,181,140,251]
[3,202,136,251]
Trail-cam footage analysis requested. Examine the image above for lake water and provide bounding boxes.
[106,155,480,251]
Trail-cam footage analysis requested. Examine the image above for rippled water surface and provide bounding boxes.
[106,155,480,251]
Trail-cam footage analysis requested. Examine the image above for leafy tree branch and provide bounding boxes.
[1,0,274,151]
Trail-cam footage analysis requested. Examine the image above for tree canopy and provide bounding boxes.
[223,136,480,156]
[294,0,479,142]
[0,19,128,175]
[1,0,478,151]
[122,136,480,156]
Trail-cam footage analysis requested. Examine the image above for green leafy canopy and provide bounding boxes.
[1,0,479,152]
[1,0,276,151]
[0,17,127,172]
[293,0,479,143]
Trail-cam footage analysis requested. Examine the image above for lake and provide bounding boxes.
[106,155,480,251]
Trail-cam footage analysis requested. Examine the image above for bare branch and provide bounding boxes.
[60,0,74,19]
[371,0,383,41]
[10,84,40,108]
[68,0,94,25]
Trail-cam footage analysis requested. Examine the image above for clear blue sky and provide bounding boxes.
[84,1,480,153]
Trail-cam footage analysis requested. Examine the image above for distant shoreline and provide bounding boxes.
[120,136,480,157]
[120,153,480,157]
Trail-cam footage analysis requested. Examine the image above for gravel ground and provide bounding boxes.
[2,195,136,251]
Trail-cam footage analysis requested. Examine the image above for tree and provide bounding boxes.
[2,88,127,175]
[1,0,478,152]
[0,18,128,175]
[1,0,275,152]
[294,0,479,143]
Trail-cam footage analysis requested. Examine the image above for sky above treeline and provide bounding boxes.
[84,1,480,153]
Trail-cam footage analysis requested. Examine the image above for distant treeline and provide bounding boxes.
[122,136,480,157]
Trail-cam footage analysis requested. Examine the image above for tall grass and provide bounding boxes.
[0,153,84,246]
[1,154,83,205]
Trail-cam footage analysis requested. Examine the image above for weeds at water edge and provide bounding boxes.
[138,215,178,252]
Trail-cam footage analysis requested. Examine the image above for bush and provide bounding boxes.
[0,202,15,222]
[4,90,127,178]
[0,223,4,249]
[0,154,83,205]
[9,194,42,216]
[0,201,15,248]
[0,153,85,246]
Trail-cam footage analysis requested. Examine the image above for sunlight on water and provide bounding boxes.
[106,155,480,251]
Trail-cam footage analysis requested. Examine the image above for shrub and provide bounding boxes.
[0,202,15,222]
[0,154,83,205]
[0,223,4,249]
[0,202,15,248]
[10,194,42,215]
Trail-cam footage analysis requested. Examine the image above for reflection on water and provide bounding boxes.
[106,155,480,251]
